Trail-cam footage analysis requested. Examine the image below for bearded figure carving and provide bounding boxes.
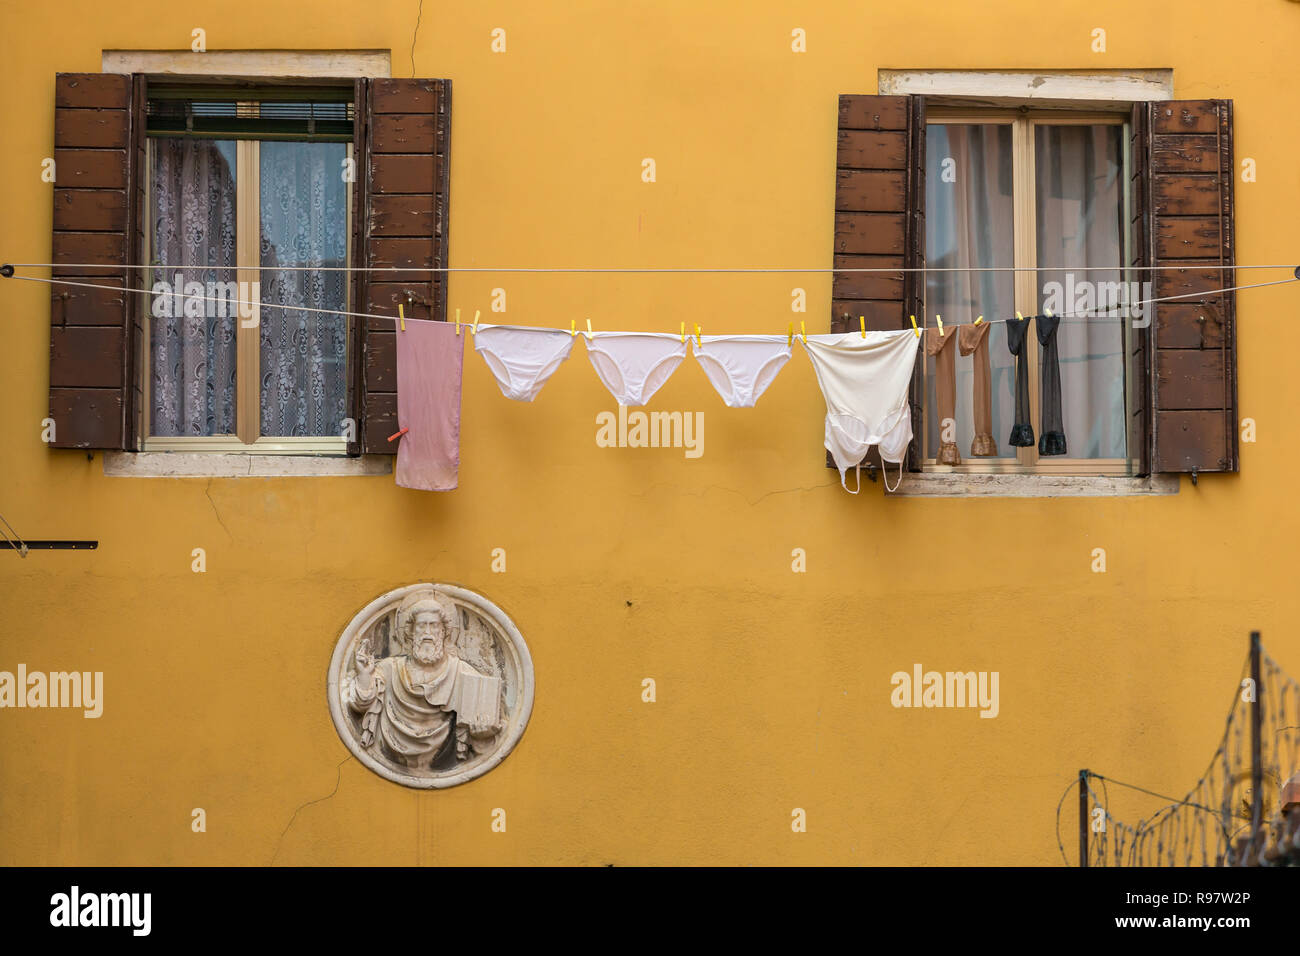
[345,590,505,769]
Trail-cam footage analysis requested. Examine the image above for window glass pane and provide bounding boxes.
[258,141,349,438]
[924,123,1016,461]
[149,137,239,437]
[1034,124,1126,460]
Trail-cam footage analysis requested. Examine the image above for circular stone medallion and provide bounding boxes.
[328,583,533,788]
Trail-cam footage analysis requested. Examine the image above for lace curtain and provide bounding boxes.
[149,137,348,439]
[150,138,238,436]
[258,141,349,437]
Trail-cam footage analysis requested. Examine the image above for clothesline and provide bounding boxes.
[5,271,1296,332]
[10,267,1288,498]
[8,262,1299,274]
[390,313,927,493]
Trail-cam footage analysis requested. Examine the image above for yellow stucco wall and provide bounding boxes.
[1,0,1297,865]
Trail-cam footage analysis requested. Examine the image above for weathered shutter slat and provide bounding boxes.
[49,73,136,450]
[359,78,451,453]
[1147,100,1237,473]
[829,93,925,472]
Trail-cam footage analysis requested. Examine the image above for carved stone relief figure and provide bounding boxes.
[328,584,533,788]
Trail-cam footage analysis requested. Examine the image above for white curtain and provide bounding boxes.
[1035,125,1126,459]
[925,123,1127,461]
[925,124,1016,459]
[258,141,349,437]
[149,138,238,436]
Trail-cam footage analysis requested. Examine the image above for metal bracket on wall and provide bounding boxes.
[1,541,98,554]
[0,508,97,556]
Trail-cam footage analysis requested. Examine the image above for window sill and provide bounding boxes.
[140,437,349,455]
[885,473,1180,498]
[102,451,392,478]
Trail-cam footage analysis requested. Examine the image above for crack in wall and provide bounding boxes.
[409,0,423,77]
[271,756,351,865]
[203,478,235,542]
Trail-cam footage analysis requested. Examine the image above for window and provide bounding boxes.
[49,70,451,459]
[922,110,1132,474]
[830,91,1238,487]
[142,87,354,453]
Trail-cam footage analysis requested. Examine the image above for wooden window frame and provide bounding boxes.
[920,108,1135,477]
[49,63,454,460]
[139,89,354,456]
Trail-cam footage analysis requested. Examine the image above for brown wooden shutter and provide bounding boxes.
[49,73,141,449]
[356,78,451,453]
[830,93,925,471]
[1146,100,1237,474]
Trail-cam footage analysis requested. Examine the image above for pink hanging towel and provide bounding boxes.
[396,320,464,491]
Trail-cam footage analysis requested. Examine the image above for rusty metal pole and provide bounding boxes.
[1250,631,1262,863]
[1079,769,1089,867]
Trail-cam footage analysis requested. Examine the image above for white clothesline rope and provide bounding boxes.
[6,272,1297,331]
[7,262,1297,274]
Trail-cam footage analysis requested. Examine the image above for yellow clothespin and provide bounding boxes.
[910,315,920,338]
[859,315,866,338]
[936,314,944,337]
[1045,307,1053,318]
[694,323,702,347]
[586,318,593,338]
[788,322,794,346]
[455,308,461,336]
[398,302,406,332]
[1016,311,1024,322]
[680,321,686,344]
[570,319,576,337]
[800,320,807,344]
[472,310,480,335]
[974,314,983,326]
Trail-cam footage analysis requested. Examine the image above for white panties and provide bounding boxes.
[801,329,920,493]
[693,334,793,407]
[585,332,689,407]
[473,324,576,402]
